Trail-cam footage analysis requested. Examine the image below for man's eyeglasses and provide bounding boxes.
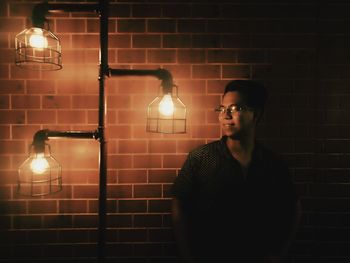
[214,104,253,115]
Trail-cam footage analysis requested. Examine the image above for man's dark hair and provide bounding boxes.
[224,80,268,120]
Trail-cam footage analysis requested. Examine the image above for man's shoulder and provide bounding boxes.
[189,139,222,157]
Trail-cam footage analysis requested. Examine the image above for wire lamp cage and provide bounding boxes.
[147,85,186,134]
[18,143,62,196]
[15,26,62,71]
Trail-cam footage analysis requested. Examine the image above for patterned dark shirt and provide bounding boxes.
[171,136,298,262]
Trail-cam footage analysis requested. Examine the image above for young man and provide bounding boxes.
[171,80,301,263]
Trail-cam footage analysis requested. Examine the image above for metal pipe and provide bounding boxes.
[98,0,109,262]
[32,129,98,154]
[31,2,99,27]
[109,68,174,93]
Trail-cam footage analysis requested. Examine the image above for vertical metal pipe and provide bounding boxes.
[98,0,109,262]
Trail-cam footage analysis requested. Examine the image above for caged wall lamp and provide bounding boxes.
[14,0,187,262]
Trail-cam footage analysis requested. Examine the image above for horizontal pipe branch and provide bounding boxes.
[108,68,174,93]
[32,129,99,153]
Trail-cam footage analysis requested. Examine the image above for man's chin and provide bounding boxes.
[224,131,242,140]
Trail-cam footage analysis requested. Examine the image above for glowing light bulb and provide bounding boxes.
[158,94,174,116]
[30,153,49,174]
[29,28,48,49]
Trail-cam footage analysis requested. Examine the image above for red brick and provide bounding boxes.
[175,80,205,94]
[73,215,97,228]
[43,95,71,109]
[0,110,25,124]
[10,65,39,80]
[222,65,251,79]
[119,229,147,242]
[27,80,55,94]
[0,95,9,109]
[0,65,8,79]
[192,34,221,48]
[192,95,220,110]
[148,169,177,183]
[207,109,220,124]
[0,18,24,33]
[27,110,56,124]
[192,65,221,79]
[147,50,176,63]
[0,140,25,154]
[28,200,57,214]
[133,155,161,168]
[118,200,147,213]
[134,214,162,227]
[56,19,86,33]
[0,125,10,139]
[238,50,266,63]
[11,123,38,140]
[0,156,11,170]
[119,139,147,153]
[162,4,191,18]
[58,229,89,242]
[57,79,98,95]
[72,95,98,109]
[163,34,191,48]
[71,35,99,48]
[11,95,40,109]
[163,154,186,168]
[109,3,131,18]
[73,185,98,199]
[59,200,87,213]
[117,49,146,63]
[107,185,132,198]
[131,94,157,108]
[148,19,176,33]
[191,125,221,138]
[0,186,11,199]
[177,140,205,153]
[148,199,172,213]
[133,34,161,48]
[208,50,237,63]
[0,48,15,63]
[148,140,176,153]
[0,200,26,214]
[109,34,131,48]
[118,110,146,124]
[107,95,131,109]
[117,19,146,33]
[132,4,161,17]
[106,125,131,139]
[0,80,24,94]
[118,169,147,184]
[163,64,191,79]
[134,184,162,198]
[178,50,206,64]
[108,155,132,169]
[57,110,86,124]
[0,33,8,48]
[207,80,228,94]
[178,19,206,33]
[13,215,42,229]
[221,35,251,48]
[9,3,35,17]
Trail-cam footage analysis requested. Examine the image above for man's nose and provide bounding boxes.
[224,111,232,119]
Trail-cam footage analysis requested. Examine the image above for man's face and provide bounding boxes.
[218,91,256,140]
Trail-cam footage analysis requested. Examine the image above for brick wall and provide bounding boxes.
[0,0,350,262]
